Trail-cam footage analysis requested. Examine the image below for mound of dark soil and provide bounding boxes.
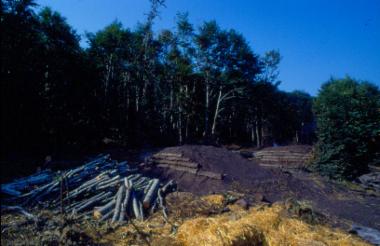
[149,145,294,199]
[146,145,380,231]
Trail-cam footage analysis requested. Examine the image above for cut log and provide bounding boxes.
[74,191,112,213]
[162,180,176,194]
[151,156,191,162]
[157,188,168,220]
[97,180,122,191]
[150,159,200,169]
[157,164,198,174]
[143,179,160,209]
[111,185,125,223]
[1,170,53,197]
[1,205,38,222]
[132,192,142,220]
[133,178,150,191]
[197,170,223,180]
[1,153,175,223]
[100,209,114,221]
[139,200,144,220]
[153,153,182,158]
[94,199,116,219]
[127,174,143,185]
[65,175,110,201]
[143,180,153,195]
[119,186,131,222]
[96,175,120,187]
[150,199,158,214]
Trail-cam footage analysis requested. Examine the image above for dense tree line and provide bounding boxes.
[313,77,380,180]
[1,0,314,159]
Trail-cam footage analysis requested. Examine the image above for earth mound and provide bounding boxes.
[146,145,380,231]
[148,145,300,201]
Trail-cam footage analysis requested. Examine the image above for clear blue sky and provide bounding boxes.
[36,0,380,95]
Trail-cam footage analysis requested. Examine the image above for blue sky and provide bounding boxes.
[36,0,380,95]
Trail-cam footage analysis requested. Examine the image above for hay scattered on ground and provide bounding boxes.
[4,193,366,245]
[176,203,369,246]
[201,194,225,206]
[100,194,369,246]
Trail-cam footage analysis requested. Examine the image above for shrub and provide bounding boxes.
[313,77,380,180]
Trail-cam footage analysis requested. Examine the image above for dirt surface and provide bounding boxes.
[2,193,371,246]
[149,145,285,196]
[144,145,380,231]
[2,144,379,244]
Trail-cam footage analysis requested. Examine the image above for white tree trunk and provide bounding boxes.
[211,88,222,136]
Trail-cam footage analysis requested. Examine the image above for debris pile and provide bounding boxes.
[1,154,176,222]
[148,152,224,180]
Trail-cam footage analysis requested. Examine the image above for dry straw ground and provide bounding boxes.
[101,193,369,246]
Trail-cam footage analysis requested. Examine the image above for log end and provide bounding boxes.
[94,210,102,220]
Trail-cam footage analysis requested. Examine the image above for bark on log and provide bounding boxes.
[132,192,142,220]
[138,200,144,220]
[74,191,111,213]
[1,205,38,222]
[96,175,120,187]
[100,209,114,221]
[156,164,198,174]
[65,175,109,201]
[127,174,142,184]
[197,170,223,180]
[162,180,175,194]
[143,179,159,209]
[111,185,125,223]
[133,178,150,190]
[157,188,168,220]
[151,156,191,162]
[94,199,115,219]
[150,159,200,169]
[150,199,158,214]
[96,179,122,191]
[119,187,131,222]
[153,153,182,158]
[2,171,52,197]
[143,180,153,195]
[72,191,106,212]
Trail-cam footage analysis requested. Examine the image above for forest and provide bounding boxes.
[2,1,380,245]
[1,0,315,158]
[1,0,380,181]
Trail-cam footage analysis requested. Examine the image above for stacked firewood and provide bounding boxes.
[252,149,311,169]
[1,154,176,222]
[148,152,224,180]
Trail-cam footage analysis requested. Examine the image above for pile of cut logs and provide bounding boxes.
[1,154,176,222]
[148,152,223,180]
[252,149,311,169]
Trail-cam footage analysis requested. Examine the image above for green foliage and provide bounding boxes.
[313,77,380,179]
[1,0,315,161]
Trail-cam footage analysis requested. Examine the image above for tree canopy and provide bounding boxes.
[2,0,315,160]
[313,77,380,179]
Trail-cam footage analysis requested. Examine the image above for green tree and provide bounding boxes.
[286,91,314,144]
[313,77,380,179]
[195,21,259,139]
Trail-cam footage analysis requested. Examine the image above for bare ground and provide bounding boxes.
[143,145,380,231]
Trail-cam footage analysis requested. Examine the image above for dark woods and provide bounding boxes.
[1,0,315,160]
